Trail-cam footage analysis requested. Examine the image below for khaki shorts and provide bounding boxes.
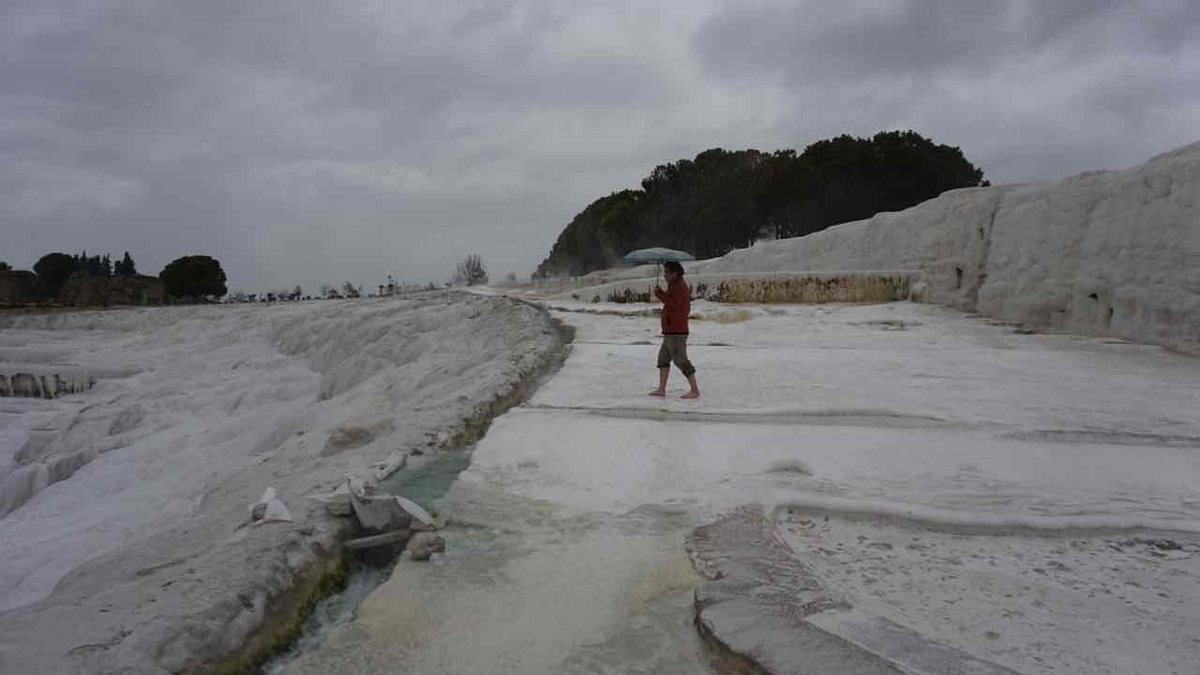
[657,335,696,377]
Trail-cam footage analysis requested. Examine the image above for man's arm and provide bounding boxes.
[657,282,685,307]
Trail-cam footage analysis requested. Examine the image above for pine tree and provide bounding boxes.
[116,251,137,276]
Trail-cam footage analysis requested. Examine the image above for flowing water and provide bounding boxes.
[260,449,477,674]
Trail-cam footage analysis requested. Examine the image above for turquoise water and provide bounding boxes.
[259,447,474,674]
[376,449,474,513]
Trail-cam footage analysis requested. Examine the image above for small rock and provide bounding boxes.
[395,496,436,527]
[248,487,292,524]
[984,630,1001,640]
[408,532,446,561]
[371,452,408,481]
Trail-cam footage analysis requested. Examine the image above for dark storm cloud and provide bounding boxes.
[696,1,1196,82]
[696,0,1200,180]
[2,1,1198,291]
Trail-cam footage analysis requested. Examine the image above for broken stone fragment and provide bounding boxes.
[348,478,412,533]
[371,452,407,481]
[407,532,446,561]
[249,487,292,524]
[344,529,412,551]
[394,495,435,528]
[306,481,354,517]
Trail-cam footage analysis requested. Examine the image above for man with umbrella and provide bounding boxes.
[622,248,701,399]
[648,260,700,399]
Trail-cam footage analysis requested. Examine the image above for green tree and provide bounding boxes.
[160,255,228,300]
[534,130,986,278]
[34,253,79,299]
[72,251,113,277]
[0,261,11,271]
[115,251,137,276]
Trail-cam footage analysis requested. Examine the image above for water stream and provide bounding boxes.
[259,449,475,674]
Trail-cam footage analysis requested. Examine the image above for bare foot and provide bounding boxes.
[680,390,700,400]
[647,389,666,397]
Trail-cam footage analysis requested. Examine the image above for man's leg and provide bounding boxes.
[649,340,670,396]
[673,337,700,399]
[647,367,669,396]
[681,373,700,399]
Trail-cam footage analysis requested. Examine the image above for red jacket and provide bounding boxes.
[655,279,690,335]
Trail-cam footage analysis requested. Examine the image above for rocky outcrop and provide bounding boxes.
[0,293,576,675]
[0,372,93,398]
[58,271,166,307]
[687,506,1019,675]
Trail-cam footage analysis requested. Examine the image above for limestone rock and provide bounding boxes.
[370,452,407,481]
[348,478,411,533]
[322,420,395,457]
[11,373,37,397]
[306,482,354,517]
[394,495,435,528]
[407,532,445,561]
[248,487,292,524]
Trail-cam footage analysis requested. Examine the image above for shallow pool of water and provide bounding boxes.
[260,448,476,673]
[376,449,473,512]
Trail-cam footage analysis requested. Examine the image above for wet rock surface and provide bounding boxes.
[688,506,1019,675]
[0,293,571,674]
[406,532,446,561]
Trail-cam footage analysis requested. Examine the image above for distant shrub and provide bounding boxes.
[607,287,654,303]
[454,254,488,286]
[715,275,907,304]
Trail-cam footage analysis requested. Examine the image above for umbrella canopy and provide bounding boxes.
[621,247,696,265]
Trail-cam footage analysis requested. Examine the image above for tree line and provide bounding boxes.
[1,251,227,303]
[533,130,988,278]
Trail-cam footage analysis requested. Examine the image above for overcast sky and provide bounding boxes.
[3,1,1198,292]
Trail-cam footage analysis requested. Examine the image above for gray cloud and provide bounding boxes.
[3,1,1198,292]
[696,1,1196,82]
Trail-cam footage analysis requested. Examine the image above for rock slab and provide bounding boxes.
[687,505,1020,675]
